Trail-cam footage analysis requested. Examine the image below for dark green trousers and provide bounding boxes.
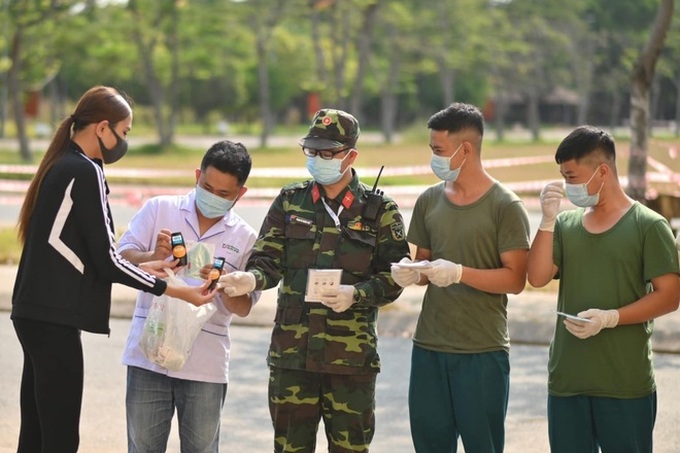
[548,392,657,453]
[409,345,510,453]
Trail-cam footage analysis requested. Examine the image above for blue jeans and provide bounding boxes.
[126,366,227,453]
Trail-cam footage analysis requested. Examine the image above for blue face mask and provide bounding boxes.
[565,166,603,207]
[430,144,464,182]
[195,185,236,219]
[306,152,350,185]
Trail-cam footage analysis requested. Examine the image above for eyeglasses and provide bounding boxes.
[302,146,351,160]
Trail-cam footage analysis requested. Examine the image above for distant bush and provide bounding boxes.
[0,227,21,265]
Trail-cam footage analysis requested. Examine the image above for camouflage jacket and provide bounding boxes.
[247,171,409,374]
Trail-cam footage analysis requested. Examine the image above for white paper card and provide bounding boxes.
[305,269,343,302]
[390,261,432,270]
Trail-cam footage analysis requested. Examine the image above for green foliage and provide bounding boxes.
[1,0,679,141]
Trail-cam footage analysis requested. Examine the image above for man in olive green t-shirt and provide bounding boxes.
[391,103,530,453]
[527,126,680,453]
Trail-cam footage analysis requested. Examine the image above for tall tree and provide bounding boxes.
[238,0,287,148]
[659,7,680,136]
[127,0,182,148]
[628,0,674,202]
[5,0,72,162]
[502,0,581,141]
[348,0,380,122]
[414,0,490,108]
[0,0,9,138]
[373,1,416,142]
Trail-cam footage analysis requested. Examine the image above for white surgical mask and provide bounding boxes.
[565,166,603,207]
[430,144,465,182]
[306,153,350,185]
[195,185,236,218]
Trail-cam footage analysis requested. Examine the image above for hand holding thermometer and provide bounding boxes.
[556,311,592,323]
[208,257,226,291]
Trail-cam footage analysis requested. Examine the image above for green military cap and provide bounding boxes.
[299,109,361,150]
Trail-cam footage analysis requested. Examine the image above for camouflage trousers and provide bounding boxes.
[268,366,377,453]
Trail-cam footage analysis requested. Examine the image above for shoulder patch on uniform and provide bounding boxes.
[390,221,405,241]
[282,180,310,192]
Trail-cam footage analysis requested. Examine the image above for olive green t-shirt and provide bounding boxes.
[549,203,680,398]
[407,182,530,353]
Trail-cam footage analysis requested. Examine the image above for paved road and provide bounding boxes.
[3,314,680,453]
[1,155,680,451]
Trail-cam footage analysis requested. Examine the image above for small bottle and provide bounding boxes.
[143,318,165,362]
[170,232,188,266]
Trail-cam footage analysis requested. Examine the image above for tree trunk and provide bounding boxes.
[570,36,594,126]
[381,46,400,144]
[438,63,455,107]
[0,0,7,138]
[309,2,328,90]
[9,25,31,162]
[257,35,271,148]
[674,73,680,137]
[649,73,661,135]
[608,90,622,129]
[494,94,507,142]
[628,0,674,202]
[164,1,180,148]
[129,0,172,148]
[629,80,650,201]
[527,90,540,142]
[381,90,397,144]
[48,79,61,126]
[252,0,285,147]
[349,2,379,121]
[331,3,350,110]
[575,58,593,125]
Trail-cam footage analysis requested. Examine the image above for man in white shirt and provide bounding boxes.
[119,140,260,452]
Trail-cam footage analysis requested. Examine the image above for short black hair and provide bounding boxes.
[555,126,616,164]
[426,102,484,136]
[200,140,252,186]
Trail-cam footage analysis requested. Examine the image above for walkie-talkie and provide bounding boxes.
[363,165,384,221]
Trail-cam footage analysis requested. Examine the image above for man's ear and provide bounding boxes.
[461,141,471,157]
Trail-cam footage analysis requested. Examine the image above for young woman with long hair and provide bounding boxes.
[11,85,216,452]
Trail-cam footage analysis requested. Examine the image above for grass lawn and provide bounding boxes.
[2,134,678,189]
[0,132,678,265]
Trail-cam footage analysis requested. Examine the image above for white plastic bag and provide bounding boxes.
[140,269,217,371]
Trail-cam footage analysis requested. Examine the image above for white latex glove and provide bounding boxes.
[318,285,356,313]
[390,257,420,287]
[539,181,564,232]
[564,308,619,339]
[218,271,256,297]
[419,259,462,287]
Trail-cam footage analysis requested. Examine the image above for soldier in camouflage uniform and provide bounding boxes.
[220,109,409,452]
